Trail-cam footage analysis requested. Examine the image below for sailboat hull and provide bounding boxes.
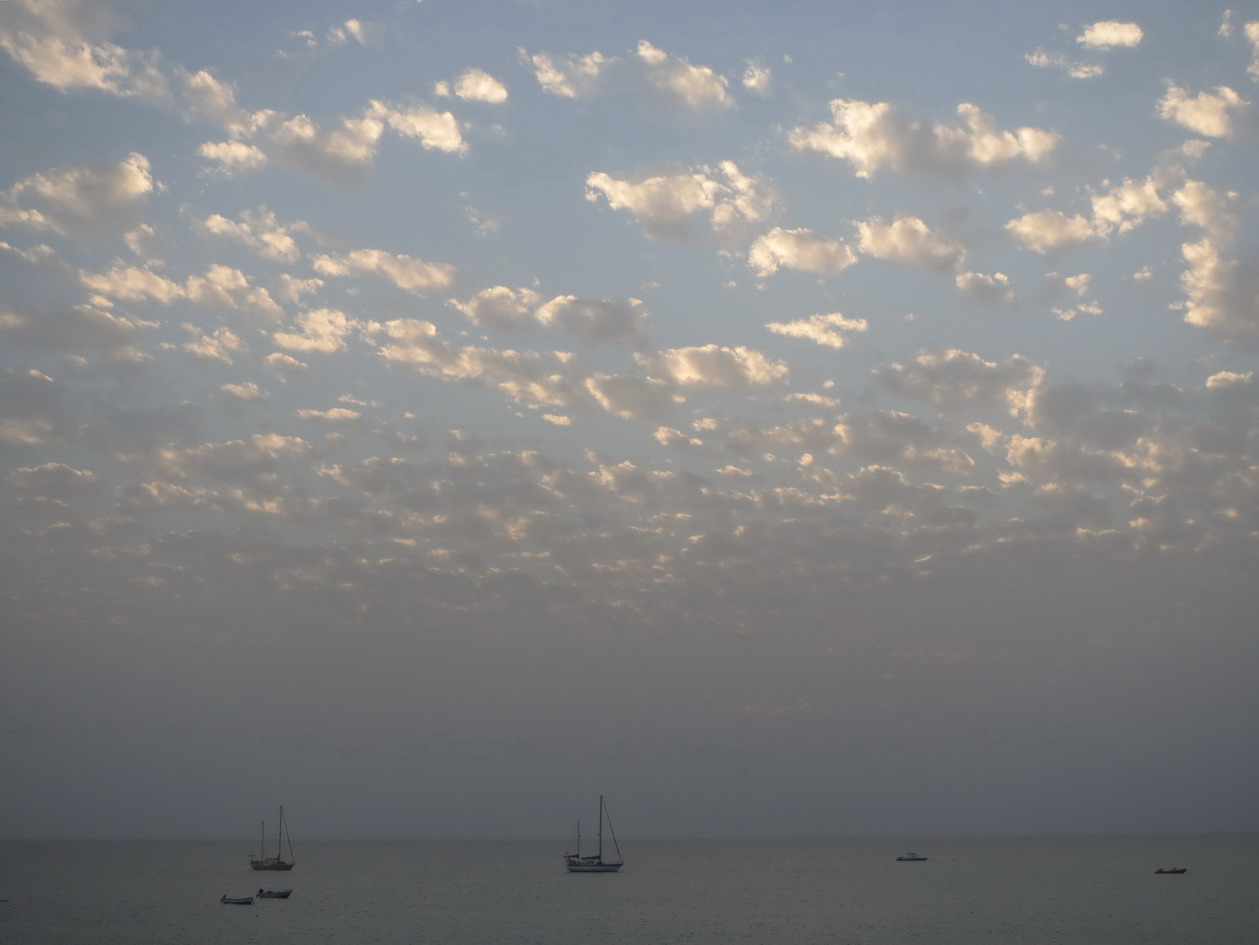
[250,807,295,871]
[563,795,623,872]
[249,860,294,871]
[565,859,623,872]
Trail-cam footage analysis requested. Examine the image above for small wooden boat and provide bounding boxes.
[257,888,292,898]
[1155,867,1187,874]
[220,895,254,905]
[896,852,928,861]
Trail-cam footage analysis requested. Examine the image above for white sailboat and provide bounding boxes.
[249,806,295,871]
[564,795,623,872]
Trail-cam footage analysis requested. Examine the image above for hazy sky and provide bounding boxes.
[2,0,1258,842]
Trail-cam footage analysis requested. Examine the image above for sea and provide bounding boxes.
[1,835,1256,945]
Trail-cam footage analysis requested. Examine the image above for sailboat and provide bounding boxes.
[249,807,295,871]
[563,795,623,872]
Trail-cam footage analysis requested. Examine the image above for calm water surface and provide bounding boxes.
[1,835,1255,944]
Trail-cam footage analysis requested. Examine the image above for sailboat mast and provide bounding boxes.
[284,807,294,864]
[597,794,604,858]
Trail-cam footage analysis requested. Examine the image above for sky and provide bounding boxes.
[1,0,1258,842]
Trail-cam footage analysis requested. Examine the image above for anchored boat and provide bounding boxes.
[249,806,295,871]
[564,795,623,872]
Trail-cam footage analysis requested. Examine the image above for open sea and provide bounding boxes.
[1,835,1256,945]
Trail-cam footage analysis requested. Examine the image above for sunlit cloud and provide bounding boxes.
[1076,21,1144,49]
[788,99,1058,178]
[1157,84,1249,138]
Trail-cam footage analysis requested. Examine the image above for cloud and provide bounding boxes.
[519,47,612,98]
[748,227,857,279]
[155,433,312,483]
[875,349,1045,410]
[326,19,379,47]
[78,262,283,319]
[197,140,268,175]
[1005,210,1104,254]
[451,286,542,331]
[1248,22,1259,81]
[221,381,268,402]
[742,61,772,94]
[4,461,97,494]
[77,264,183,303]
[196,208,306,262]
[788,100,1058,179]
[635,40,731,110]
[179,68,247,126]
[638,345,789,389]
[263,352,309,380]
[206,99,466,185]
[187,266,284,319]
[1089,177,1170,235]
[0,368,71,446]
[534,295,649,345]
[272,308,364,353]
[585,373,678,419]
[0,0,169,98]
[296,407,363,424]
[1169,179,1257,341]
[1076,22,1144,49]
[520,41,730,112]
[856,216,967,273]
[0,153,156,235]
[372,100,468,154]
[1008,172,1179,258]
[1002,434,1138,486]
[438,68,509,104]
[1024,49,1103,80]
[1206,370,1256,390]
[1173,179,1238,243]
[956,271,1015,304]
[1177,239,1259,341]
[766,313,868,349]
[0,299,154,363]
[263,109,387,182]
[314,248,458,295]
[182,326,248,364]
[585,161,774,246]
[1157,84,1249,138]
[380,320,625,415]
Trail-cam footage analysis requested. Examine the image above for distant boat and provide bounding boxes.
[564,795,623,872]
[249,806,295,871]
[257,888,292,898]
[896,852,928,861]
[1155,867,1187,874]
[220,895,253,905]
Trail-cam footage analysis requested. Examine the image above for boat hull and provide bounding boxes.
[249,860,294,871]
[221,896,254,905]
[566,861,623,872]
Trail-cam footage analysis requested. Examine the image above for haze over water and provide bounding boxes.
[3,836,1257,945]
